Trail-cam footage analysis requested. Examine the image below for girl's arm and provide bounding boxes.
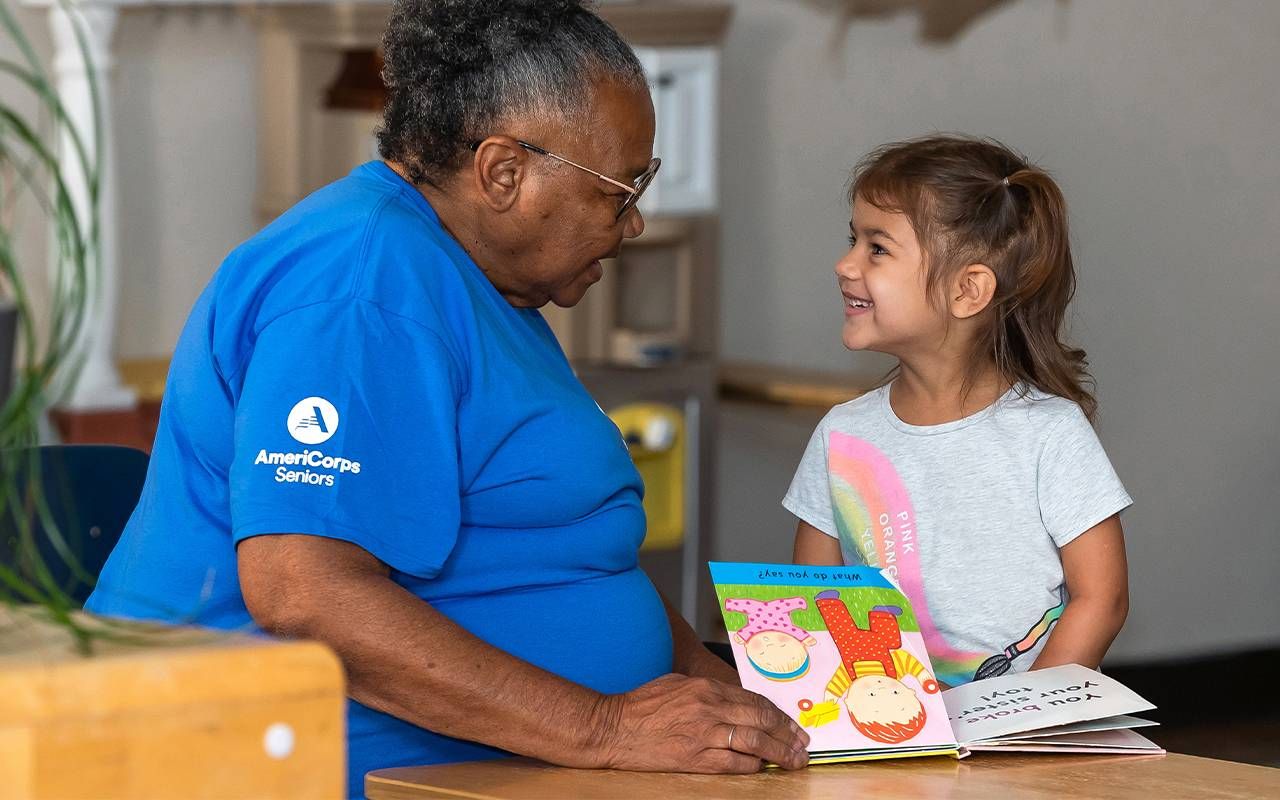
[793,521,843,565]
[1031,515,1129,670]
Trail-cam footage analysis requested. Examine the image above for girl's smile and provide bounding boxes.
[843,289,874,315]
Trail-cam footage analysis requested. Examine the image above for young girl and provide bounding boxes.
[785,135,1131,688]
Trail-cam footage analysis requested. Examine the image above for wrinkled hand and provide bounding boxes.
[592,673,810,773]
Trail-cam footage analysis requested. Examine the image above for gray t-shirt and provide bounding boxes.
[782,383,1131,686]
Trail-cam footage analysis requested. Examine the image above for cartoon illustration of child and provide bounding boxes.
[724,596,818,681]
[814,589,940,744]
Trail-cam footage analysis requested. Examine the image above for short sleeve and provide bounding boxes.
[781,420,838,538]
[229,300,463,578]
[1037,406,1133,547]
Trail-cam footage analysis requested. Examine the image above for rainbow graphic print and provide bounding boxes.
[827,431,1062,685]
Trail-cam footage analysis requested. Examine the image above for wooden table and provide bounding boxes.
[366,753,1280,800]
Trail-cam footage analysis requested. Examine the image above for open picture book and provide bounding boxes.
[709,562,1164,764]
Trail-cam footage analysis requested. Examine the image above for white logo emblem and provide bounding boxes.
[287,397,339,445]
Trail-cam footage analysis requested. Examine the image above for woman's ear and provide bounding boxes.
[470,136,526,213]
[951,263,997,320]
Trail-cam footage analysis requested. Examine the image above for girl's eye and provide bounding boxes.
[847,234,889,256]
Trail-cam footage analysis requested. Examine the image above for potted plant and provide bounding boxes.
[1,0,98,630]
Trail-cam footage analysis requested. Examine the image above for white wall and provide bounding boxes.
[112,9,258,359]
[1,9,57,349]
[717,0,1280,662]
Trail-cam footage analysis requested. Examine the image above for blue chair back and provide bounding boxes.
[1,444,149,607]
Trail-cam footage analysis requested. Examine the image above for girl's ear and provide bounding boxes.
[951,263,997,320]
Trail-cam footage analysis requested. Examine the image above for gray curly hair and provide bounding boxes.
[377,0,648,187]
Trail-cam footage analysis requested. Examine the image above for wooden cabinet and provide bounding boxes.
[636,46,720,215]
[0,607,345,799]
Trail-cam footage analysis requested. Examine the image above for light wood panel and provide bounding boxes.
[1,607,346,799]
[367,752,1280,800]
[720,360,875,408]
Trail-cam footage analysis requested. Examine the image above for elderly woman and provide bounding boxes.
[85,0,807,794]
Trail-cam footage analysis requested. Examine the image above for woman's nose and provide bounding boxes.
[622,207,645,239]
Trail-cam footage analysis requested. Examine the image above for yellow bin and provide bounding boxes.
[608,403,685,551]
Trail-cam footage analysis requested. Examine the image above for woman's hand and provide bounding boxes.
[240,536,806,775]
[591,673,810,773]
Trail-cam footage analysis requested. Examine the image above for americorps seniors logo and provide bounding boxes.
[287,396,339,445]
[255,396,360,487]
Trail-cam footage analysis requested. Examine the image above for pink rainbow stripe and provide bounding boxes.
[827,432,988,681]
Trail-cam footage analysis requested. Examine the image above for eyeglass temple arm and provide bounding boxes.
[515,140,638,195]
[469,139,641,195]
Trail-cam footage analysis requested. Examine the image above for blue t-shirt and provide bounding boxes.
[86,161,674,797]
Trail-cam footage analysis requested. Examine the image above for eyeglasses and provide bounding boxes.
[472,139,661,220]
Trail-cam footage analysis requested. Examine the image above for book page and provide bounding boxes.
[710,562,958,758]
[942,664,1156,744]
[966,728,1165,753]
[1000,714,1158,740]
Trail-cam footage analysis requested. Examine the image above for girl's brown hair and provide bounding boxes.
[850,134,1095,419]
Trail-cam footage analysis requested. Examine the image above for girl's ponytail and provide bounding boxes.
[998,169,1095,419]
